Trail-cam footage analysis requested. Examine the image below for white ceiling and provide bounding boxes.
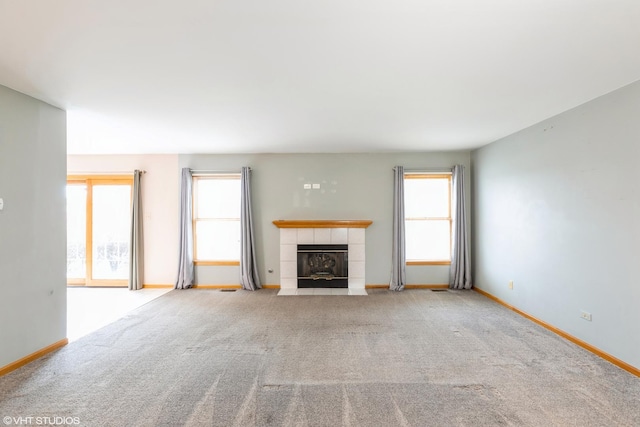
[1,1,640,154]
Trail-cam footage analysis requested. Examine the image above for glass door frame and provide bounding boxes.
[67,175,133,287]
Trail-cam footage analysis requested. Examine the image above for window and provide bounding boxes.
[404,173,452,264]
[193,175,241,265]
[66,176,133,286]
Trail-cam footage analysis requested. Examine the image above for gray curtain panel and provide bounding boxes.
[449,164,472,289]
[240,166,261,291]
[175,168,194,289]
[128,170,144,290]
[390,166,406,291]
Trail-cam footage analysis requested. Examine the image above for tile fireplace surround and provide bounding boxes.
[273,220,373,296]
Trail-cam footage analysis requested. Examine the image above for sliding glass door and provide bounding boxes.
[67,183,88,283]
[67,176,133,286]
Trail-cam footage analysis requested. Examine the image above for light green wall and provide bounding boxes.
[0,85,67,368]
[472,79,640,370]
[179,152,470,286]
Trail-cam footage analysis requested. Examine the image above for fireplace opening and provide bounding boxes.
[297,244,348,288]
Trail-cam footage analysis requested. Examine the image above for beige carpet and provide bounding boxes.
[67,287,172,341]
[1,289,639,426]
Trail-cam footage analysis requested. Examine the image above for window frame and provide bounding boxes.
[404,172,452,266]
[66,175,134,286]
[192,174,241,266]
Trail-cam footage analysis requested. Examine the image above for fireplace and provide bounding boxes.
[297,244,348,288]
[273,220,372,295]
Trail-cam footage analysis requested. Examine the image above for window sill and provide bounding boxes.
[406,260,451,266]
[195,260,240,266]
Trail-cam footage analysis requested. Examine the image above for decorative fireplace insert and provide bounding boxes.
[297,244,348,288]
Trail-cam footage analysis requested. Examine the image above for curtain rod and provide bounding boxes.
[68,170,146,175]
[394,167,452,173]
[190,168,248,175]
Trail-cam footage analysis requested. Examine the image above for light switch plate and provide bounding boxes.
[0,198,3,210]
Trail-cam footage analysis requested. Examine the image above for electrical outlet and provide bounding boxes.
[580,311,592,321]
[508,280,514,290]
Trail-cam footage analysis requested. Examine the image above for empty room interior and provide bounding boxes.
[1,1,640,426]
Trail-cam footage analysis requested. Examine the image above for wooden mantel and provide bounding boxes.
[273,220,373,229]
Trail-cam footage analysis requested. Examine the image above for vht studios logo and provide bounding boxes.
[3,416,81,425]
